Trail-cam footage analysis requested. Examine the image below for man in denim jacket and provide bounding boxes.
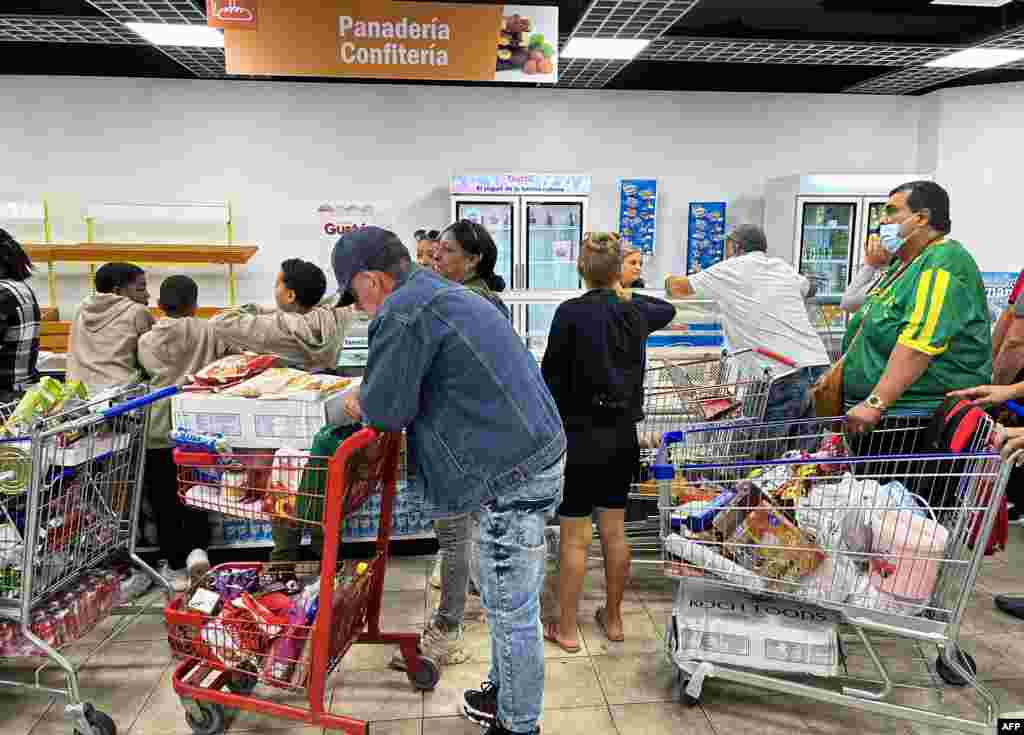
[333,227,565,735]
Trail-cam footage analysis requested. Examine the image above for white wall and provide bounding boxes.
[924,82,1024,274]
[0,76,922,314]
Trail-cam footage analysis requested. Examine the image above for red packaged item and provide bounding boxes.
[47,605,69,647]
[30,612,59,650]
[61,593,81,640]
[191,354,282,388]
[0,619,17,656]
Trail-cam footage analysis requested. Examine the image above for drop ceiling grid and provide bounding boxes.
[0,15,145,44]
[85,0,207,25]
[642,38,960,67]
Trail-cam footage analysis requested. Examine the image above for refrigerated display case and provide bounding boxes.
[763,174,932,333]
[451,174,590,338]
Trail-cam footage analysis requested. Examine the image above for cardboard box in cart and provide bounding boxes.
[171,378,361,449]
[669,581,841,677]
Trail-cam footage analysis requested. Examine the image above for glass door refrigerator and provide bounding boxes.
[450,196,517,295]
[795,197,858,302]
[521,196,587,342]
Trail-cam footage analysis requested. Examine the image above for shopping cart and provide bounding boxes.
[656,414,1012,735]
[0,384,176,735]
[167,427,439,735]
[549,347,799,569]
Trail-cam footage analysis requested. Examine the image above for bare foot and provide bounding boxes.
[595,607,624,642]
[544,621,581,653]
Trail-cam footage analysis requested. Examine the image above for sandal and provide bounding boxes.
[595,607,625,642]
[543,621,581,653]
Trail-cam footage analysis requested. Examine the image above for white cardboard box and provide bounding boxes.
[670,581,840,677]
[171,379,360,449]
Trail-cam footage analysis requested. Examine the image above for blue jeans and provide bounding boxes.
[765,365,828,424]
[478,456,565,733]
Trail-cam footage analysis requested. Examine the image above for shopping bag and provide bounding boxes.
[810,360,844,418]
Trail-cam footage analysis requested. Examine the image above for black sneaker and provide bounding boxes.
[463,680,498,726]
[484,723,540,735]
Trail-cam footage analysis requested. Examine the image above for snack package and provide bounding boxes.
[729,500,824,589]
[267,448,310,516]
[169,428,232,455]
[191,353,281,387]
[712,480,762,539]
[222,368,351,399]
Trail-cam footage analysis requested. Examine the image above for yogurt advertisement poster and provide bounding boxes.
[618,179,657,256]
[223,0,559,83]
[686,202,727,275]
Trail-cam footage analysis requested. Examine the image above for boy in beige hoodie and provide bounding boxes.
[138,276,235,590]
[67,262,155,393]
[210,259,350,371]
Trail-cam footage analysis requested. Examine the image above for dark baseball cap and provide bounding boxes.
[726,224,768,253]
[331,226,408,306]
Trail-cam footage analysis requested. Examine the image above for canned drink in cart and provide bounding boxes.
[0,619,16,656]
[30,612,59,650]
[61,592,81,640]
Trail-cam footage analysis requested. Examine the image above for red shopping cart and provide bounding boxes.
[165,428,439,735]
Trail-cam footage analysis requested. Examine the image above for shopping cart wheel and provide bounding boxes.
[408,656,440,691]
[184,700,225,735]
[73,705,116,735]
[675,673,699,706]
[936,649,977,687]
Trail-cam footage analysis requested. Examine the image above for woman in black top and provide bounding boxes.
[541,232,675,649]
[0,230,40,402]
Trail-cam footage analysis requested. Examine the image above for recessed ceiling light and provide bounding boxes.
[932,0,1015,6]
[925,47,1024,68]
[125,23,224,48]
[562,38,650,60]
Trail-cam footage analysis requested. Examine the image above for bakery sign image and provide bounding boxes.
[207,0,257,28]
[223,0,558,83]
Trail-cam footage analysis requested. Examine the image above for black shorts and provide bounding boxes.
[558,425,640,518]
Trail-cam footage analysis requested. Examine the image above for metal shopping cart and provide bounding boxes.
[656,414,1012,735]
[550,347,799,568]
[804,277,846,364]
[0,384,176,735]
[167,427,439,735]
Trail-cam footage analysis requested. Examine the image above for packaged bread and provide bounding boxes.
[192,353,282,387]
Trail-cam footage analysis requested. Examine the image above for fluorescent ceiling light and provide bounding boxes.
[925,47,1024,69]
[562,38,649,60]
[932,1,1014,7]
[125,23,224,48]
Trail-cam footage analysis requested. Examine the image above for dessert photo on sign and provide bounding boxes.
[495,5,558,81]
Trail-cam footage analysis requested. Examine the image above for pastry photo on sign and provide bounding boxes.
[495,5,558,81]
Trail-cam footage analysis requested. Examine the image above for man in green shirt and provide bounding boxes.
[844,181,992,425]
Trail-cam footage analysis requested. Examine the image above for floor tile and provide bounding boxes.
[382,557,432,593]
[578,611,661,657]
[541,658,606,710]
[611,701,714,734]
[592,653,678,706]
[541,706,619,734]
[421,716,483,735]
[421,661,491,719]
[332,667,424,722]
[958,596,1023,637]
[28,642,170,735]
[379,591,427,631]
[363,719,421,735]
[700,693,819,735]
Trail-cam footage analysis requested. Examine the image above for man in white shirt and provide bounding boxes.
[665,224,830,424]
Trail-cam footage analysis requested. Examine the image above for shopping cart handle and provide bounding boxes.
[101,385,180,419]
[1006,401,1024,418]
[753,347,799,368]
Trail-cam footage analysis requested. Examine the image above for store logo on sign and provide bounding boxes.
[322,221,368,236]
[207,0,257,28]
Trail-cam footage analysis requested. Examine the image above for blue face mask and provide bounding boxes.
[878,223,904,254]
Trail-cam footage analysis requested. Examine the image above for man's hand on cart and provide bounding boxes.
[344,387,363,422]
[846,401,882,434]
[948,384,1024,408]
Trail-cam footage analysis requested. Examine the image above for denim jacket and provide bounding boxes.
[358,266,566,516]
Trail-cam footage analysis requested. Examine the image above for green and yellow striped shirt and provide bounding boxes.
[843,239,992,411]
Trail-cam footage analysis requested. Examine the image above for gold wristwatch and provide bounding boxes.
[864,393,888,413]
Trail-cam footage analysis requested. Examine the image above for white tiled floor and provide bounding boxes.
[5,536,1024,735]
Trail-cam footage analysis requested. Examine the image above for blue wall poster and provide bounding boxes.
[982,271,1021,323]
[686,202,727,275]
[618,179,657,255]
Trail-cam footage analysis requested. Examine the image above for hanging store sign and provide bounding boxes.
[223,1,558,83]
[450,174,591,196]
